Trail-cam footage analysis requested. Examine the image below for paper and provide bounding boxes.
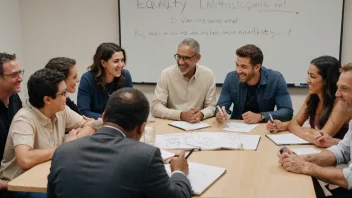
[291,148,321,155]
[168,121,211,131]
[160,149,175,160]
[266,133,310,145]
[223,123,259,133]
[164,162,226,195]
[155,132,261,150]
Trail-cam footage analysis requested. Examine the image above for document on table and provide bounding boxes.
[155,132,261,150]
[168,121,211,131]
[291,148,321,155]
[223,122,259,133]
[164,162,226,195]
[266,133,311,145]
[160,149,176,160]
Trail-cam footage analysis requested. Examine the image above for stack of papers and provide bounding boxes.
[223,123,259,133]
[164,162,226,195]
[168,121,211,131]
[266,133,311,145]
[155,132,261,150]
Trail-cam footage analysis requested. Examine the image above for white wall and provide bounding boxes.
[2,0,351,114]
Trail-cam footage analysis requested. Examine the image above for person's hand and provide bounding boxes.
[282,154,310,174]
[267,120,282,133]
[242,111,262,124]
[303,128,322,143]
[216,106,229,123]
[315,131,340,148]
[64,129,79,143]
[83,115,95,126]
[189,111,204,123]
[181,108,200,123]
[170,151,189,176]
[0,179,8,190]
[277,147,294,165]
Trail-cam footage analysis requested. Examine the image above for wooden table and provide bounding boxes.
[8,118,317,198]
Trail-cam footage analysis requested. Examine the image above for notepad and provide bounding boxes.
[291,148,321,155]
[223,123,259,133]
[168,121,211,131]
[155,132,261,150]
[164,162,226,195]
[266,133,311,145]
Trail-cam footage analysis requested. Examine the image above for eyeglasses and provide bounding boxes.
[57,89,68,96]
[0,70,24,78]
[174,54,198,61]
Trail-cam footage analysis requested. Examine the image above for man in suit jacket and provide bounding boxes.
[47,87,192,198]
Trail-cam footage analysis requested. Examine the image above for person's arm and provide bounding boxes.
[151,72,182,120]
[64,106,95,138]
[142,148,192,198]
[77,74,102,119]
[288,96,319,143]
[200,74,216,119]
[301,150,337,167]
[123,69,133,88]
[320,100,351,137]
[216,73,233,115]
[262,74,293,122]
[14,145,56,170]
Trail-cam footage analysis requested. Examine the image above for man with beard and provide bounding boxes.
[216,44,293,124]
[151,38,216,123]
[278,63,352,198]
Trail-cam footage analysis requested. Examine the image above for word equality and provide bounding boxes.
[137,0,187,13]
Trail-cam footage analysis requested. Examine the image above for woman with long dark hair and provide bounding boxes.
[267,56,351,147]
[77,43,132,119]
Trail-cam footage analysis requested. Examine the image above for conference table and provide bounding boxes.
[8,117,317,198]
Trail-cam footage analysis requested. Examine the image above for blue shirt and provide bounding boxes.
[217,67,293,122]
[77,70,133,119]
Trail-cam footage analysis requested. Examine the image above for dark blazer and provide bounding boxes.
[47,126,192,198]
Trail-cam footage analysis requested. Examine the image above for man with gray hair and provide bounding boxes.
[151,38,216,122]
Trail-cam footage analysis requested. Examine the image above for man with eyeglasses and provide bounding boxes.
[0,69,97,198]
[0,53,23,197]
[151,38,216,122]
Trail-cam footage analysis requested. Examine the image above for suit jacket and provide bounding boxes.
[47,126,192,198]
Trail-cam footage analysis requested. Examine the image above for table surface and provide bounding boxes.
[8,117,317,198]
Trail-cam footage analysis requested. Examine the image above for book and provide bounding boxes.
[168,121,211,131]
[164,162,226,195]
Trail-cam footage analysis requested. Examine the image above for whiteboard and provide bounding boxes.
[119,0,344,84]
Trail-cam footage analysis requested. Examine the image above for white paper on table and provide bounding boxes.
[164,162,226,195]
[160,149,176,160]
[266,133,311,145]
[222,122,259,133]
[291,148,321,155]
[168,121,211,131]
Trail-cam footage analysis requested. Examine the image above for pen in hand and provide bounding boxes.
[217,105,225,121]
[269,113,278,132]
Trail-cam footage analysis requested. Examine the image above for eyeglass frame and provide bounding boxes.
[174,54,198,61]
[56,89,68,97]
[0,70,25,78]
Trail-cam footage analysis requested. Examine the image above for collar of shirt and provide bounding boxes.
[176,64,199,81]
[102,125,126,138]
[29,105,58,126]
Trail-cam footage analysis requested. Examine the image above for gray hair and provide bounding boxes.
[179,38,200,54]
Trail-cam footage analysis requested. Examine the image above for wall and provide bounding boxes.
[2,0,352,113]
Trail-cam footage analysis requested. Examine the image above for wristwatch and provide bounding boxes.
[260,113,265,121]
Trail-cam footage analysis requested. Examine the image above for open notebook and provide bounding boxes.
[266,133,311,145]
[156,132,261,151]
[168,121,211,131]
[164,162,226,195]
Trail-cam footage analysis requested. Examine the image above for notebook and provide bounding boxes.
[266,133,311,145]
[164,162,226,195]
[291,148,321,155]
[168,121,211,131]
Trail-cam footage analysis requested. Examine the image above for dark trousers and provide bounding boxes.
[312,177,352,198]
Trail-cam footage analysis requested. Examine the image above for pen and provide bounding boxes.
[185,149,195,159]
[217,105,225,121]
[269,113,277,130]
[279,146,287,154]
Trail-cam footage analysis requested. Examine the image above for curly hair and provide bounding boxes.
[28,68,65,108]
[0,53,16,74]
[305,56,341,129]
[88,43,126,91]
[45,57,76,79]
[236,44,263,66]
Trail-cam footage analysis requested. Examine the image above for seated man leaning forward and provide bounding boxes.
[278,64,352,198]
[151,38,216,123]
[0,69,97,196]
[47,88,192,198]
[216,44,293,124]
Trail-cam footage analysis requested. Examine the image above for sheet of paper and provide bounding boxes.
[164,162,226,195]
[291,148,321,155]
[160,149,176,160]
[169,121,210,131]
[155,132,261,150]
[222,122,259,133]
[266,133,310,145]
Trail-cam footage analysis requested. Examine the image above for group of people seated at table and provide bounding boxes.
[0,38,351,198]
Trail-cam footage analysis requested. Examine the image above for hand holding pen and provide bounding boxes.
[170,150,189,176]
[216,105,229,124]
[267,113,280,133]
